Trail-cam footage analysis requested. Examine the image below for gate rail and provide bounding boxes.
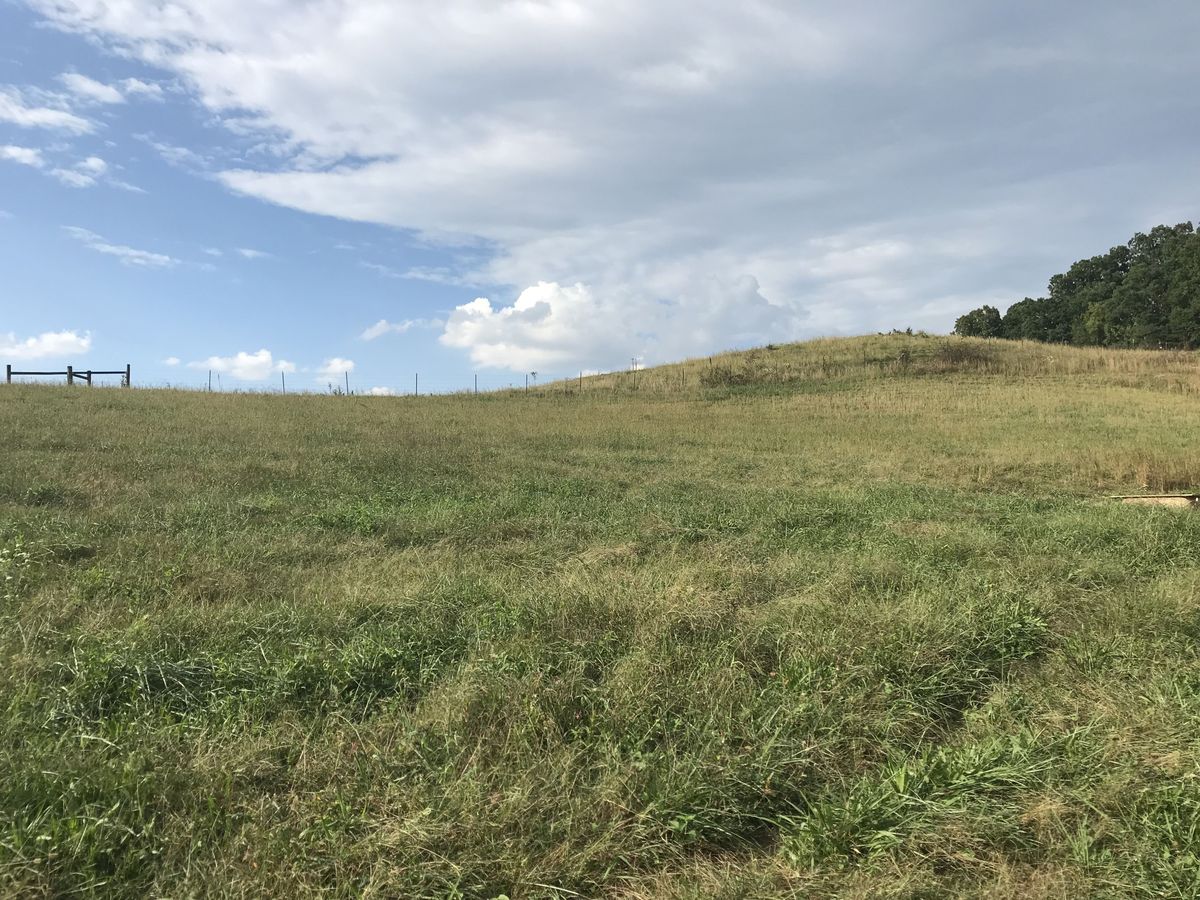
[5,364,131,386]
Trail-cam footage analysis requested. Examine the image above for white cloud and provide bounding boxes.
[121,78,163,99]
[360,318,439,340]
[0,329,91,360]
[63,225,178,267]
[400,266,479,287]
[108,178,146,194]
[441,278,797,370]
[6,148,122,190]
[0,145,45,168]
[135,135,208,169]
[58,73,163,104]
[52,168,98,188]
[162,356,180,366]
[52,157,108,188]
[366,386,395,396]
[360,261,400,278]
[58,72,124,104]
[188,349,295,381]
[0,87,93,133]
[235,247,270,259]
[27,1,1200,364]
[76,156,108,175]
[360,319,393,340]
[315,357,355,382]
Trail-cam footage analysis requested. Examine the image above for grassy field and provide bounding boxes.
[2,333,1199,898]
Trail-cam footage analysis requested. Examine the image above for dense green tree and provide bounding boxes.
[953,304,1003,337]
[954,221,1200,348]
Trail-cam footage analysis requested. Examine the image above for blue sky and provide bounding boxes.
[0,3,481,393]
[2,1,1198,392]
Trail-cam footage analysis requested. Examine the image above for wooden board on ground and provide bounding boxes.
[1111,494,1199,508]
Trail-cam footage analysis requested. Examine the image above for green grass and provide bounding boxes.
[1,333,1199,897]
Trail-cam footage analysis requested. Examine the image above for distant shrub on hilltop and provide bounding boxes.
[956,222,1200,348]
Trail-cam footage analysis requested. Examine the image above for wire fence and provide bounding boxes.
[3,361,679,397]
[237,368,649,397]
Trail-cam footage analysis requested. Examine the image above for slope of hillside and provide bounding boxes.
[1,334,1199,897]
[567,332,1200,395]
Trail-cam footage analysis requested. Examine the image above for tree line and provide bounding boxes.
[954,222,1200,348]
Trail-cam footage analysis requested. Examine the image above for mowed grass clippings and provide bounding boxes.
[1,333,1199,898]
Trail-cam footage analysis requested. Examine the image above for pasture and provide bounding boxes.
[2,333,1199,897]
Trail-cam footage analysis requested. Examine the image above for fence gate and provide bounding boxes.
[5,364,131,386]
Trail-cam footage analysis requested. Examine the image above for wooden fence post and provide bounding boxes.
[125,364,131,388]
[5,364,10,384]
[66,365,74,386]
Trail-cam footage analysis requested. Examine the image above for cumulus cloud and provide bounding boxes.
[441,279,798,370]
[63,225,178,267]
[236,247,270,259]
[188,349,295,381]
[26,1,1200,365]
[0,145,45,168]
[315,357,355,382]
[0,86,92,133]
[0,329,91,360]
[366,386,395,396]
[162,356,180,366]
